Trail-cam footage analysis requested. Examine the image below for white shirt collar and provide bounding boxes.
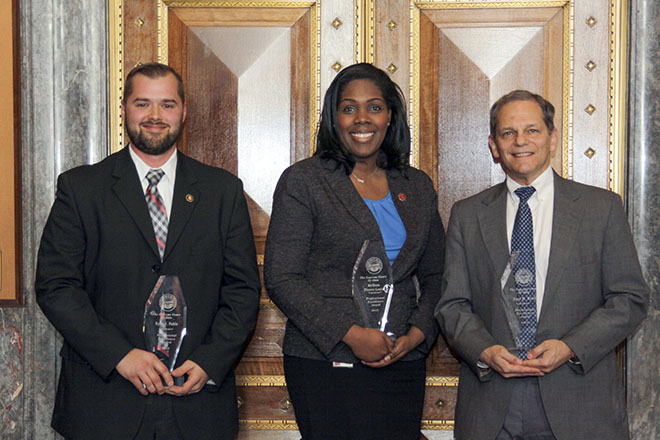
[128,146,178,185]
[506,165,554,203]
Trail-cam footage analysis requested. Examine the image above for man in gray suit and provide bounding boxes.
[435,90,648,439]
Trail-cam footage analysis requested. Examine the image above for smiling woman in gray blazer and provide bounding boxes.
[264,63,445,440]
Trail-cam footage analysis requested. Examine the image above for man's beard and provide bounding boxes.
[127,119,183,156]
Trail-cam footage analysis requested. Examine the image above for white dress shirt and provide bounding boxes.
[505,165,555,319]
[129,146,177,220]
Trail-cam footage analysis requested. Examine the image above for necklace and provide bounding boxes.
[350,167,378,184]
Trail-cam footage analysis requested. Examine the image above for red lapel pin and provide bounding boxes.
[398,193,406,201]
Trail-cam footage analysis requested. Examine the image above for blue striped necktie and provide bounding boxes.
[511,186,537,359]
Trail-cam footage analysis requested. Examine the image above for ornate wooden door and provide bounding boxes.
[109,1,628,437]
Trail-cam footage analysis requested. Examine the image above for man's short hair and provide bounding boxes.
[123,62,185,104]
[490,90,555,136]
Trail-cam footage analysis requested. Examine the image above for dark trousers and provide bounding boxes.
[496,377,556,440]
[284,355,426,440]
[133,394,184,440]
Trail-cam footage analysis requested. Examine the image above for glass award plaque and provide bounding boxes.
[143,275,187,372]
[500,251,535,355]
[352,240,395,338]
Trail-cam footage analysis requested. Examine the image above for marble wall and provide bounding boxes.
[627,1,660,439]
[0,0,657,438]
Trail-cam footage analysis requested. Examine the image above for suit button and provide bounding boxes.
[152,264,161,273]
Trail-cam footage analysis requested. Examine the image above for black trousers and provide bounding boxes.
[284,355,426,440]
[133,394,184,440]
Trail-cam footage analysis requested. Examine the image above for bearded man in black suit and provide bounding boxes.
[36,62,260,440]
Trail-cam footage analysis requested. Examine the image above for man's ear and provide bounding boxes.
[488,135,500,163]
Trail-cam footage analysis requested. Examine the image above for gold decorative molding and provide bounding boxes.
[584,104,596,115]
[425,375,459,387]
[608,0,627,198]
[387,63,398,74]
[239,419,299,430]
[108,0,124,153]
[387,20,398,31]
[236,375,287,387]
[332,17,343,29]
[355,0,375,63]
[586,16,597,27]
[585,60,597,71]
[584,147,596,158]
[421,419,454,430]
[259,298,282,310]
[332,61,343,72]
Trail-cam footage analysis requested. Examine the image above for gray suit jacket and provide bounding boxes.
[435,172,649,440]
[264,156,445,362]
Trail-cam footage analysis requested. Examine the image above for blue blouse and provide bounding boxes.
[362,192,407,265]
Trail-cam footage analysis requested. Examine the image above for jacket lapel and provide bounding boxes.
[539,173,582,324]
[321,160,382,240]
[163,152,199,261]
[111,147,161,259]
[477,183,511,277]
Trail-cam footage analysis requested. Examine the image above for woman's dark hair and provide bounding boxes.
[314,63,410,173]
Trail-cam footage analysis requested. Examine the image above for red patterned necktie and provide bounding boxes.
[145,169,168,261]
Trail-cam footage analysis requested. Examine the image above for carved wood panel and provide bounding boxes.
[113,0,626,436]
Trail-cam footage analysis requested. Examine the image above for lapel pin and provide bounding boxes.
[185,194,195,203]
[398,193,406,202]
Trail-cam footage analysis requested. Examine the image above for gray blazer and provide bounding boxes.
[264,156,445,363]
[435,172,649,440]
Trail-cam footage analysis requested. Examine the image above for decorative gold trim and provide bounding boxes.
[259,298,281,310]
[414,1,568,10]
[239,419,299,430]
[157,0,168,63]
[584,104,596,115]
[332,61,343,72]
[421,419,455,430]
[108,0,124,153]
[355,0,375,63]
[608,0,627,198]
[563,0,573,180]
[409,0,573,176]
[586,16,597,27]
[135,17,146,29]
[410,4,420,168]
[236,374,460,387]
[425,375,459,386]
[309,1,320,156]
[387,20,398,31]
[236,375,287,386]
[585,60,597,71]
[387,63,398,74]
[332,17,343,29]
[584,147,596,158]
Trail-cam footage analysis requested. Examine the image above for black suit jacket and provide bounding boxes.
[35,147,260,439]
[264,156,445,362]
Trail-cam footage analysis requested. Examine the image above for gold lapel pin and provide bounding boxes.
[185,194,195,203]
